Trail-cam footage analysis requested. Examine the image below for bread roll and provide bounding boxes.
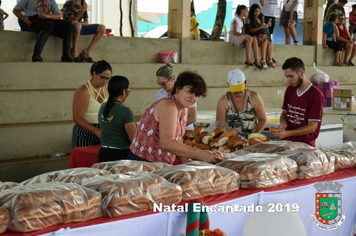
[269,127,278,134]
[194,143,211,150]
[220,129,236,138]
[202,136,213,145]
[235,144,244,151]
[185,130,195,138]
[248,133,267,141]
[218,145,234,153]
[214,137,229,147]
[209,139,215,148]
[227,136,244,147]
[193,125,205,136]
[211,127,226,138]
[184,140,195,147]
[200,131,210,136]
[248,138,263,146]
[193,133,206,143]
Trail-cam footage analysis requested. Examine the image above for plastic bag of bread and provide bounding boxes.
[244,140,313,153]
[279,148,335,179]
[216,153,298,189]
[21,167,112,185]
[320,142,356,170]
[152,161,239,200]
[213,150,250,160]
[0,182,102,232]
[91,160,171,174]
[79,172,182,217]
[0,182,20,192]
[0,208,10,234]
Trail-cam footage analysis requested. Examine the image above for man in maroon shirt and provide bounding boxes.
[273,57,324,147]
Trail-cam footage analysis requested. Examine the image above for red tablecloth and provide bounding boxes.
[68,145,101,168]
[4,166,356,236]
[68,145,181,169]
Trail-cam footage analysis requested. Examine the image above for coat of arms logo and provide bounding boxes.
[311,181,346,230]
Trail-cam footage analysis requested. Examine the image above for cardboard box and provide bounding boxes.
[333,89,356,111]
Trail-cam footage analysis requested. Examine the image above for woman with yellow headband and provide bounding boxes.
[215,69,267,138]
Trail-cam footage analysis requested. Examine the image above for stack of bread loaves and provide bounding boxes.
[79,172,182,217]
[0,183,102,233]
[216,152,298,189]
[92,160,171,174]
[280,148,335,179]
[21,168,112,185]
[320,141,356,170]
[0,208,10,234]
[0,182,19,192]
[244,140,312,153]
[152,161,239,200]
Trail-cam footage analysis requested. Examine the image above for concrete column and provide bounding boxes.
[303,0,323,64]
[168,0,190,39]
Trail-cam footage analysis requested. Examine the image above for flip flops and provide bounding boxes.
[79,51,95,63]
[74,57,85,62]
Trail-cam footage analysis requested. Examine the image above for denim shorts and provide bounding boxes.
[72,22,99,35]
[281,11,298,27]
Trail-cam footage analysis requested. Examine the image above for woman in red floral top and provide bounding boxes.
[128,71,221,164]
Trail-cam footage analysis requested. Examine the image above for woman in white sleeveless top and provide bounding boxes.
[72,60,111,148]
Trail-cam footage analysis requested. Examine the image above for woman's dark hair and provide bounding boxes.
[248,4,261,28]
[103,76,129,118]
[235,5,247,16]
[171,71,207,97]
[328,13,338,22]
[282,57,305,73]
[90,60,112,76]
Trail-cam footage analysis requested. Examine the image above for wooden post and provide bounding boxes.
[303,0,323,64]
[168,0,190,38]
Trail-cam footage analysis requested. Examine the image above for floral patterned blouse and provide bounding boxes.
[225,89,258,138]
[130,95,186,164]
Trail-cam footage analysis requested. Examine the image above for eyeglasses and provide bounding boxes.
[125,88,131,93]
[100,75,111,81]
[339,18,346,20]
[156,81,169,86]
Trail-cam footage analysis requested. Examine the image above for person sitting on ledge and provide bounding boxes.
[335,13,356,66]
[322,13,345,67]
[245,4,275,69]
[229,4,263,70]
[13,0,73,62]
[61,0,106,62]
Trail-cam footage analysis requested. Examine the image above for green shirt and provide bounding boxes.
[98,100,136,149]
[325,3,345,21]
